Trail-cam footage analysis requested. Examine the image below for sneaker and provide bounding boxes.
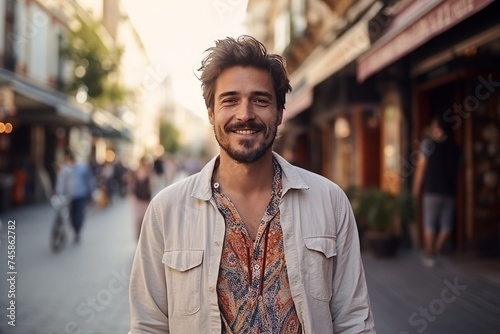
[422,256,436,268]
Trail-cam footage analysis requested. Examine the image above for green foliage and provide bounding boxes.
[347,186,415,234]
[159,119,180,154]
[60,17,126,107]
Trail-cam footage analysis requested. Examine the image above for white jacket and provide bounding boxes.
[129,153,375,333]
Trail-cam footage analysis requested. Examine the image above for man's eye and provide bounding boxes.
[254,98,270,105]
[222,98,237,104]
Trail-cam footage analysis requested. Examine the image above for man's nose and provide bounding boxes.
[236,100,256,121]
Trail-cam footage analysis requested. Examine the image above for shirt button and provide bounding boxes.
[209,287,215,293]
[215,241,221,247]
[254,264,260,270]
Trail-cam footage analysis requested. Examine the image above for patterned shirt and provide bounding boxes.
[212,160,302,334]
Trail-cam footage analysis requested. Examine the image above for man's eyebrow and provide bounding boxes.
[217,91,274,100]
[253,91,273,99]
[217,91,238,101]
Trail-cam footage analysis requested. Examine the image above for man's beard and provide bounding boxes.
[214,119,278,164]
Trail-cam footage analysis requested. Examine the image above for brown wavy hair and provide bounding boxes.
[198,35,291,111]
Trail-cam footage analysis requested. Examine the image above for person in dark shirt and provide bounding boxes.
[413,115,461,267]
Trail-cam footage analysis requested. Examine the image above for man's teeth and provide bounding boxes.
[234,130,257,134]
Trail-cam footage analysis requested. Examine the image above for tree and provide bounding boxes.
[159,119,180,154]
[60,17,126,108]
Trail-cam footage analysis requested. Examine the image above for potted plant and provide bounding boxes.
[350,187,408,257]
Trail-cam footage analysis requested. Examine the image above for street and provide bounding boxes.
[1,197,500,333]
[0,198,136,334]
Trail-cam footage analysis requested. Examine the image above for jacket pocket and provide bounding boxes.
[303,236,337,301]
[162,249,204,315]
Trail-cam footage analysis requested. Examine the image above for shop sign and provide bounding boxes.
[357,0,495,82]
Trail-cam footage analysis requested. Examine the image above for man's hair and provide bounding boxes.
[198,35,291,111]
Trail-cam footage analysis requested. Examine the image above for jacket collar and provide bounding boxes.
[191,152,309,201]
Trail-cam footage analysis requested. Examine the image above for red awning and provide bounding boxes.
[357,0,495,82]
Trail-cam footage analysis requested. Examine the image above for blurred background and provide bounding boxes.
[0,0,499,333]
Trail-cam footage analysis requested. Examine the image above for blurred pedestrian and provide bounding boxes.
[55,148,96,243]
[128,157,152,240]
[129,35,374,333]
[101,160,115,204]
[152,155,167,195]
[413,115,462,267]
[113,157,128,198]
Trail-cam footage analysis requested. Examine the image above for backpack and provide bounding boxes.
[133,177,151,201]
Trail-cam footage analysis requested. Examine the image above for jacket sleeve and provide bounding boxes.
[129,202,170,333]
[331,189,376,333]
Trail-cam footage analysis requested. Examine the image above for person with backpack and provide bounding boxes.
[129,157,152,240]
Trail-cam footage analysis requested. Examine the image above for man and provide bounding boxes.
[55,149,95,243]
[129,35,375,333]
[413,115,461,267]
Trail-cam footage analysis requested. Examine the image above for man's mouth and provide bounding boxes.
[233,129,258,135]
[227,121,265,134]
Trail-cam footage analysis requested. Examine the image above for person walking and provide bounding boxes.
[128,157,152,240]
[152,155,167,195]
[128,35,375,333]
[55,149,96,243]
[413,115,462,267]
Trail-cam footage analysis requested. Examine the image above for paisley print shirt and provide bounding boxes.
[212,160,302,334]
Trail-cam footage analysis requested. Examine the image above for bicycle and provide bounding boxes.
[50,195,71,253]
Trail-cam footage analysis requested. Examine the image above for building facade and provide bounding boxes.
[247,0,500,254]
[0,0,158,211]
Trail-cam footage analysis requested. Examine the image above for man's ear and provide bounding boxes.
[208,108,214,125]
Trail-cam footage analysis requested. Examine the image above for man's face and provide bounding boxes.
[209,66,282,164]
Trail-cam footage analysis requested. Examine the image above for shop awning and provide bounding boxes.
[283,85,313,123]
[91,109,132,141]
[283,1,383,121]
[357,0,495,82]
[0,68,91,125]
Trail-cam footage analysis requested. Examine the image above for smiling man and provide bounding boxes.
[129,35,375,334]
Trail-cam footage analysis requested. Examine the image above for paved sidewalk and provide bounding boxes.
[363,251,500,334]
[0,198,137,334]
[1,199,499,333]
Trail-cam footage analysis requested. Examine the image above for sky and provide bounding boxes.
[121,0,249,119]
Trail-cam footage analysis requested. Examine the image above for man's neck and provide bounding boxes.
[214,151,274,195]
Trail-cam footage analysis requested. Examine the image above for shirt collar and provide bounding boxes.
[191,152,309,201]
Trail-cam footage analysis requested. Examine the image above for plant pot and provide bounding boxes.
[365,231,400,257]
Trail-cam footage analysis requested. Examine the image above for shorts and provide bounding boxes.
[423,194,455,232]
